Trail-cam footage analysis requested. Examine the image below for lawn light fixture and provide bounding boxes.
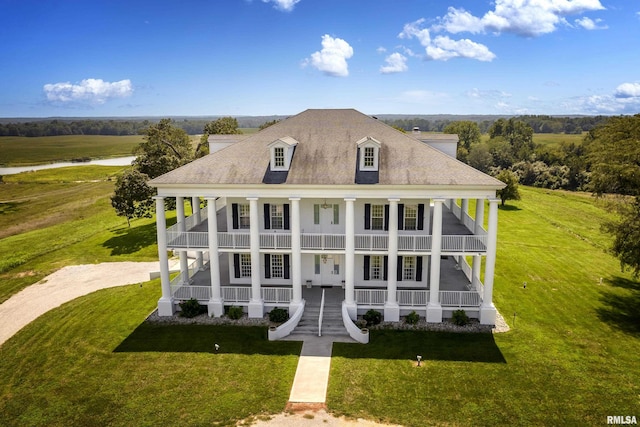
[416,355,422,367]
[523,282,527,289]
[214,343,219,352]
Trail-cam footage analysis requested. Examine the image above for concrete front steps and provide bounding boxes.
[290,303,348,337]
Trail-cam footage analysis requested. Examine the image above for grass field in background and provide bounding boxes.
[0,166,162,303]
[0,135,144,166]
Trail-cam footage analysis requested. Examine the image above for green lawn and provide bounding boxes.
[0,135,144,166]
[328,187,639,426]
[0,166,162,303]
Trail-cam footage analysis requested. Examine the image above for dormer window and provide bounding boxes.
[356,136,381,171]
[268,136,298,171]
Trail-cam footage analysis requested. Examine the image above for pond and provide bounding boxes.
[0,156,136,175]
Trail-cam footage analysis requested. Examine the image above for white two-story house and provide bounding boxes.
[148,109,504,328]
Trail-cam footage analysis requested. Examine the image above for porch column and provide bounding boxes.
[480,198,499,325]
[344,197,356,319]
[248,197,264,318]
[472,199,485,289]
[176,197,190,285]
[192,196,204,271]
[427,198,444,323]
[384,198,400,322]
[289,197,303,313]
[155,196,174,316]
[460,198,469,223]
[206,197,223,317]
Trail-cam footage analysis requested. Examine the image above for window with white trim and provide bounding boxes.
[238,204,250,229]
[274,147,285,168]
[364,146,375,167]
[371,204,384,230]
[404,205,417,230]
[370,255,382,280]
[271,254,284,278]
[271,204,284,229]
[240,254,251,277]
[403,256,416,281]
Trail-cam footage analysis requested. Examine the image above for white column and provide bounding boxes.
[480,198,499,325]
[247,197,263,318]
[206,198,223,317]
[472,199,485,289]
[176,196,190,285]
[385,198,400,321]
[155,196,174,316]
[289,197,303,313]
[461,198,469,223]
[192,196,204,270]
[344,197,356,319]
[427,198,444,323]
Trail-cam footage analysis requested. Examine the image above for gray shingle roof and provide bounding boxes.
[149,109,504,188]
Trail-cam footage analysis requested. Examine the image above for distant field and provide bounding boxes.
[479,133,584,146]
[0,135,144,166]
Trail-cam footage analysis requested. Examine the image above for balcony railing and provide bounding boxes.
[167,230,487,253]
[355,288,482,307]
[171,285,292,303]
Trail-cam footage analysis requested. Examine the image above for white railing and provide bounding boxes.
[301,233,345,250]
[268,301,306,341]
[355,234,389,250]
[167,231,209,248]
[167,230,486,253]
[166,206,208,234]
[318,289,326,337]
[261,287,292,304]
[355,289,387,305]
[450,200,462,219]
[343,301,369,344]
[218,232,250,249]
[170,259,208,300]
[260,233,292,249]
[222,286,251,302]
[462,211,475,231]
[397,289,428,306]
[354,288,482,307]
[439,291,482,307]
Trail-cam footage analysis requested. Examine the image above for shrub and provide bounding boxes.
[355,318,367,329]
[451,309,470,326]
[363,309,382,327]
[268,307,289,324]
[227,306,243,320]
[179,298,203,318]
[405,311,420,325]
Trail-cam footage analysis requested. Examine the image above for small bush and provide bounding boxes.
[363,309,382,327]
[405,311,420,325]
[451,309,470,326]
[179,298,204,318]
[355,318,367,329]
[269,307,289,324]
[227,306,243,320]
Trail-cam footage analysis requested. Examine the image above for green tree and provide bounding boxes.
[110,169,155,227]
[603,197,640,278]
[443,121,481,162]
[495,169,521,206]
[134,119,193,179]
[489,118,535,161]
[204,117,242,135]
[259,119,280,130]
[468,143,493,173]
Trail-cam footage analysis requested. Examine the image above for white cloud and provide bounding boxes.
[575,16,607,30]
[466,88,512,99]
[261,0,300,12]
[43,78,133,104]
[615,82,640,98]
[399,19,431,46]
[307,35,353,77]
[380,53,408,74]
[427,36,496,61]
[376,46,387,54]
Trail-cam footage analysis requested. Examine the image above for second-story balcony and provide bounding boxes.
[165,203,487,254]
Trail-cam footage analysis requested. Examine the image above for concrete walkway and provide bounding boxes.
[0,262,159,347]
[288,336,335,404]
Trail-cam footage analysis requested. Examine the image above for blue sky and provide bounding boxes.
[1,0,639,117]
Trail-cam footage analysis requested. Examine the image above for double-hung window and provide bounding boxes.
[270,254,284,278]
[363,146,375,168]
[371,204,384,230]
[240,254,252,277]
[404,205,417,230]
[271,204,284,229]
[238,204,250,229]
[274,147,285,168]
[403,256,416,281]
[370,255,382,280]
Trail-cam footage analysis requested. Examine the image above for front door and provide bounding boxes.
[320,254,342,285]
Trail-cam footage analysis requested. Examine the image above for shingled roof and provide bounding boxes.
[149,109,504,188]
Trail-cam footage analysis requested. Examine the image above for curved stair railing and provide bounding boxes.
[318,289,325,337]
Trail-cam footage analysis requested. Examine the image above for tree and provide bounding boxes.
[495,169,521,206]
[134,119,193,179]
[489,118,535,161]
[259,119,280,130]
[603,197,640,278]
[110,169,155,227]
[204,117,241,135]
[443,121,481,162]
[468,143,493,173]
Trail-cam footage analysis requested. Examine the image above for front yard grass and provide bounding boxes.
[0,282,301,426]
[328,187,639,426]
